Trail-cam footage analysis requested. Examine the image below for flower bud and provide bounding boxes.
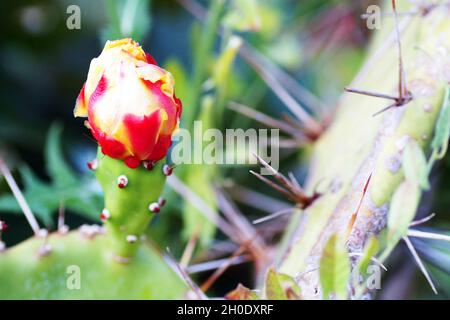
[74,38,182,168]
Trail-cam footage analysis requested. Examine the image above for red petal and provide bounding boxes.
[145,53,157,65]
[88,75,108,114]
[143,80,179,134]
[174,93,183,120]
[124,157,141,169]
[89,119,127,159]
[148,134,172,161]
[122,110,164,160]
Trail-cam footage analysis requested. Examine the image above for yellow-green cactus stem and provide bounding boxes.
[95,151,168,261]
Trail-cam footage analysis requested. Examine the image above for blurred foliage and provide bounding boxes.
[0,124,102,226]
[103,0,152,43]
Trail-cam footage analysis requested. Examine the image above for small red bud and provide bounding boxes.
[158,197,166,207]
[87,159,98,170]
[149,202,160,213]
[117,175,128,188]
[143,160,156,170]
[100,208,111,221]
[162,164,173,176]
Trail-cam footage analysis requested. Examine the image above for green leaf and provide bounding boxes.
[226,284,260,300]
[403,140,429,190]
[265,268,287,300]
[0,125,103,225]
[387,181,420,247]
[0,195,23,212]
[213,36,242,90]
[182,165,217,248]
[264,269,301,300]
[319,234,350,300]
[431,86,450,160]
[356,237,379,278]
[277,273,301,299]
[45,124,77,187]
[182,96,218,248]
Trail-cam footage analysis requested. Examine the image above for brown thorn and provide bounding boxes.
[392,0,408,100]
[214,187,268,262]
[251,153,320,208]
[166,247,207,300]
[344,87,399,101]
[372,102,398,117]
[249,170,297,202]
[227,101,302,138]
[187,254,252,274]
[252,153,295,192]
[410,213,436,227]
[200,240,251,292]
[225,183,291,214]
[180,228,200,268]
[281,114,322,141]
[345,173,372,241]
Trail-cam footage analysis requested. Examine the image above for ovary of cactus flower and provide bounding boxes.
[74,38,182,169]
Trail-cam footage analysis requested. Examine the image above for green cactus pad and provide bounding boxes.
[0,231,187,299]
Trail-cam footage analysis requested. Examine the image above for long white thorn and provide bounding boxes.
[187,255,250,274]
[407,229,450,242]
[403,236,438,294]
[0,158,40,235]
[253,208,296,225]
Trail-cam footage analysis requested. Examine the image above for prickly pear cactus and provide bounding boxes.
[1,0,450,301]
[0,39,188,299]
[277,1,450,299]
[0,230,186,299]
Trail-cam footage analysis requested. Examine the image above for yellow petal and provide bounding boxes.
[136,64,175,98]
[74,83,87,117]
[104,38,146,61]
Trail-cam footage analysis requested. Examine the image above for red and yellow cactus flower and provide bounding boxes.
[74,38,182,168]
